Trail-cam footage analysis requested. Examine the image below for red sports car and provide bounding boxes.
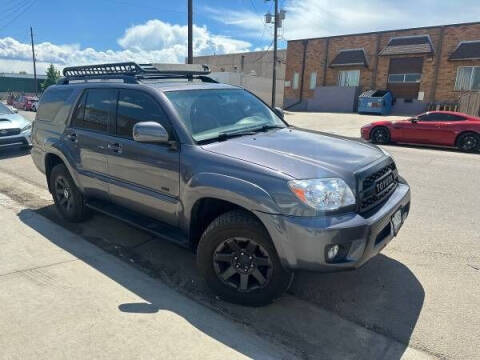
[361,111,480,152]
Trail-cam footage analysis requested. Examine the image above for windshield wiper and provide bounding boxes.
[197,129,257,144]
[197,125,285,144]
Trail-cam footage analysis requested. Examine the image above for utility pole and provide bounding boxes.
[30,26,38,96]
[272,0,278,108]
[187,0,193,64]
[265,1,286,108]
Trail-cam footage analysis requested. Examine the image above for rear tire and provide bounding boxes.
[371,127,391,144]
[197,210,293,306]
[456,132,479,153]
[50,164,89,222]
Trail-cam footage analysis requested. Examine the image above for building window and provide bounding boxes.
[292,72,300,89]
[455,66,480,91]
[388,73,421,83]
[338,70,360,87]
[309,72,317,90]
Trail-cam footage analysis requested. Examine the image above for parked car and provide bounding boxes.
[31,62,411,306]
[361,111,480,152]
[13,95,39,111]
[0,102,32,148]
[31,100,39,112]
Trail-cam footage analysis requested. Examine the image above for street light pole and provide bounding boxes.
[187,0,193,64]
[271,0,278,108]
[30,26,38,96]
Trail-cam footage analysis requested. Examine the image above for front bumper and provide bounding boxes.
[0,131,32,147]
[256,182,410,271]
[360,127,371,141]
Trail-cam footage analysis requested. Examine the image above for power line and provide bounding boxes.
[0,0,38,33]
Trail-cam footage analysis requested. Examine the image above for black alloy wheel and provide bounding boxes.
[371,127,390,144]
[213,237,273,292]
[197,210,293,306]
[457,133,479,152]
[54,175,74,215]
[50,164,89,222]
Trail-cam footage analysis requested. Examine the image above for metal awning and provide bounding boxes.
[449,40,480,60]
[379,35,433,56]
[330,49,368,67]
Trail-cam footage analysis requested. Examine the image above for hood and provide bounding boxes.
[202,128,384,180]
[0,113,29,129]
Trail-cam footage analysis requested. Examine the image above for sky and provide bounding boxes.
[1,0,479,74]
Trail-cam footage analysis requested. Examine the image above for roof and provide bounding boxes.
[449,40,480,60]
[379,35,433,56]
[330,49,368,67]
[0,73,47,79]
[287,21,480,43]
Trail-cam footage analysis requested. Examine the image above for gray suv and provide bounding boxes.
[31,62,410,306]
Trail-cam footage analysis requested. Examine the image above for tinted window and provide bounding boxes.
[419,113,465,122]
[72,89,116,133]
[36,88,74,122]
[116,90,169,138]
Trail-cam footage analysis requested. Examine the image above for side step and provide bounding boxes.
[86,199,189,248]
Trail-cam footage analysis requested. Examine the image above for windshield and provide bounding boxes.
[165,89,286,142]
[0,102,14,115]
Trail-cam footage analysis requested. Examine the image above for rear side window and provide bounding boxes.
[116,90,170,138]
[36,88,74,122]
[71,89,116,133]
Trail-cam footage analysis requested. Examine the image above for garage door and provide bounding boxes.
[387,57,423,99]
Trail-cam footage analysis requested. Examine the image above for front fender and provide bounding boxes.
[182,172,294,268]
[183,172,281,218]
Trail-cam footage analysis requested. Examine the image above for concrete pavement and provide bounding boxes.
[0,193,298,360]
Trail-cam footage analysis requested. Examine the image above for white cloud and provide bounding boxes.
[207,0,480,41]
[0,19,251,73]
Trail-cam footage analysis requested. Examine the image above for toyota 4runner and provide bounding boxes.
[31,62,410,306]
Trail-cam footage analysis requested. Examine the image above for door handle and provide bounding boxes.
[108,143,122,154]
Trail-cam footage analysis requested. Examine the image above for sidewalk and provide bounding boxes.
[0,195,296,360]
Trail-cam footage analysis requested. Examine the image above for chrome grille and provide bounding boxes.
[0,128,20,137]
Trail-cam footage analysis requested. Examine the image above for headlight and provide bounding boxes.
[21,124,32,132]
[288,178,356,211]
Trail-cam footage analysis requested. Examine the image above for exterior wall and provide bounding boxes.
[284,22,480,112]
[192,50,286,80]
[436,23,480,102]
[0,74,45,94]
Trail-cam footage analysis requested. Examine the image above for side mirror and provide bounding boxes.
[274,106,284,119]
[133,122,169,144]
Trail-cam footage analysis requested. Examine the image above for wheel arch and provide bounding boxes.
[454,130,480,147]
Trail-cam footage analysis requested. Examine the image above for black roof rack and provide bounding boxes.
[58,62,217,84]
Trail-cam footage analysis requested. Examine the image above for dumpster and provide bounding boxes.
[358,89,393,115]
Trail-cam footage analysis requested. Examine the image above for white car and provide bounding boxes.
[0,102,32,148]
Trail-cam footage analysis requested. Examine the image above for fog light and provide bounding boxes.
[327,245,340,260]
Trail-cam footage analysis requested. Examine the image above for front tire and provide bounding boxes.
[456,132,479,153]
[371,126,391,144]
[50,164,89,222]
[197,210,293,306]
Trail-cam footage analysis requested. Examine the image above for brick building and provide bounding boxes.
[284,22,480,114]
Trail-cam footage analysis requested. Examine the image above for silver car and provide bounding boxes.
[0,102,32,147]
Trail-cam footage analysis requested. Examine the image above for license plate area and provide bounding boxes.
[391,208,403,236]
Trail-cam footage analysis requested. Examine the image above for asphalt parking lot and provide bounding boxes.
[0,109,478,359]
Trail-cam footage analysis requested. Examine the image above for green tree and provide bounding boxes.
[41,64,60,91]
